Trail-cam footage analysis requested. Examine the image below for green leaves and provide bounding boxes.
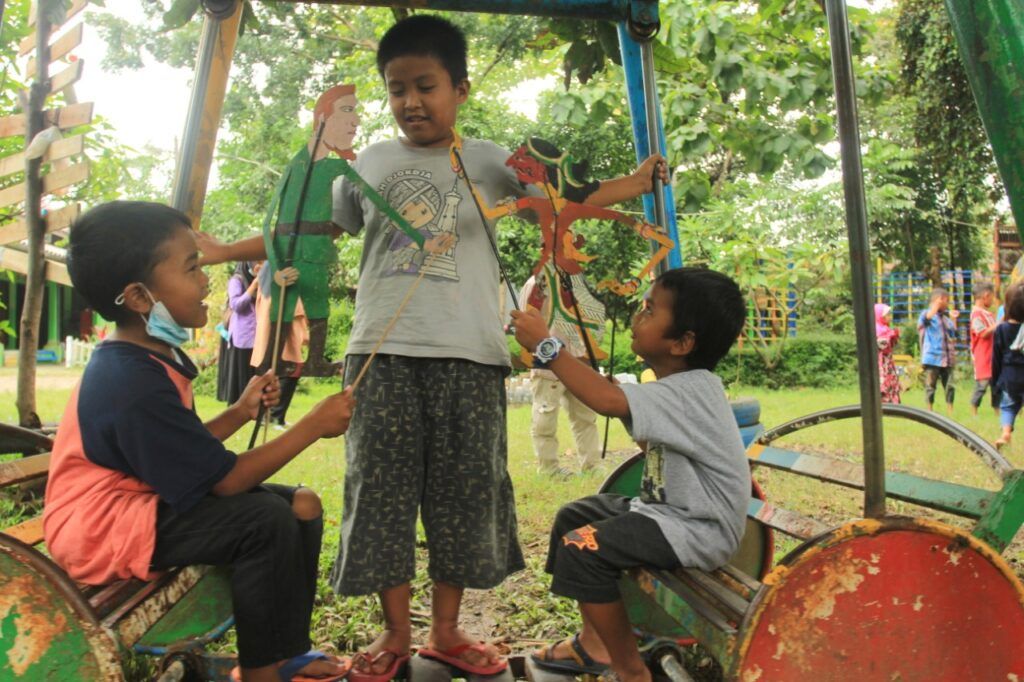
[162,0,200,30]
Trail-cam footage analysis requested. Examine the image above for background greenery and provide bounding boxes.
[0,0,1002,370]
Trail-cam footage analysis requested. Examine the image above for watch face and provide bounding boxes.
[537,339,557,360]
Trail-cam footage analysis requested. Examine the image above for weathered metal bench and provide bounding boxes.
[601,403,1024,681]
[0,424,236,681]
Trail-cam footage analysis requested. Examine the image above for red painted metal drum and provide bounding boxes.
[734,516,1024,680]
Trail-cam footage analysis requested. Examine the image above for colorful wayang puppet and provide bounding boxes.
[450,133,675,367]
[262,84,359,376]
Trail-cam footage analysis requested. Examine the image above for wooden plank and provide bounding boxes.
[0,133,86,178]
[2,517,44,546]
[675,567,750,623]
[0,452,50,487]
[748,444,995,519]
[89,579,148,621]
[48,59,84,95]
[746,497,828,540]
[0,161,89,209]
[22,0,88,53]
[0,204,80,246]
[0,102,94,140]
[107,566,211,647]
[26,23,84,74]
[0,246,72,286]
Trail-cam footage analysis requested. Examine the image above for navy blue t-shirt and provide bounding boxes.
[77,341,237,513]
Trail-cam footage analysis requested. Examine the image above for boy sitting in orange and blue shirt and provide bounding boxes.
[44,201,354,682]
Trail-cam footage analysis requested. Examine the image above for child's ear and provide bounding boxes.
[671,331,696,358]
[120,283,153,315]
[455,79,470,104]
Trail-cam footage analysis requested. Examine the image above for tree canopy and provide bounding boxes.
[74,0,1012,343]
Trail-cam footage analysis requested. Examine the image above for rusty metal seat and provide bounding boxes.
[0,441,234,681]
[606,404,1024,680]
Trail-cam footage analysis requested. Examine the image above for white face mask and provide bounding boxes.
[114,286,189,348]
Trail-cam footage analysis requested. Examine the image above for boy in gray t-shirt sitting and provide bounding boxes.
[511,267,748,682]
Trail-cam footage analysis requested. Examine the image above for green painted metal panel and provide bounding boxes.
[0,554,113,681]
[135,567,233,648]
[622,570,737,669]
[619,576,693,641]
[945,0,1024,238]
[973,469,1024,552]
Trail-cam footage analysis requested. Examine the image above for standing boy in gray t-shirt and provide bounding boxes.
[511,267,748,682]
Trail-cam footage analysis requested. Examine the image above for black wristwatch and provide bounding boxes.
[533,337,564,368]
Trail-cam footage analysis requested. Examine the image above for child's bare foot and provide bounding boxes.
[995,437,1011,451]
[427,625,502,670]
[351,628,411,676]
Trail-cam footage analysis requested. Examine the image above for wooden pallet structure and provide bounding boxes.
[0,0,92,286]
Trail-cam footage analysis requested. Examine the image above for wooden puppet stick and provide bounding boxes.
[348,245,449,392]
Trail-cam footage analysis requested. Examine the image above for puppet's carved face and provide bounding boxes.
[506,146,549,187]
[322,94,360,158]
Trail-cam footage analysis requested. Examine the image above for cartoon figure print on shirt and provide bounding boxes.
[640,444,667,503]
[381,169,461,280]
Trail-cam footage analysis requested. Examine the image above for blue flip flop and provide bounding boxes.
[531,634,610,676]
[280,650,351,682]
[231,650,351,682]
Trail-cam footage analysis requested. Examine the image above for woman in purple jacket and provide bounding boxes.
[217,261,260,404]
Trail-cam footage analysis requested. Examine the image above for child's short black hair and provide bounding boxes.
[930,287,949,301]
[973,281,994,298]
[1006,282,1024,321]
[68,201,191,324]
[376,14,468,85]
[656,267,746,371]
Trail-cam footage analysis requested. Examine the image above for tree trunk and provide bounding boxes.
[15,3,52,429]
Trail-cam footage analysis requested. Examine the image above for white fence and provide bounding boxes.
[65,336,94,368]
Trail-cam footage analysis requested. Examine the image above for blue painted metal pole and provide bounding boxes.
[618,22,682,270]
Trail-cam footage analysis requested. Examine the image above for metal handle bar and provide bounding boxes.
[754,403,1014,480]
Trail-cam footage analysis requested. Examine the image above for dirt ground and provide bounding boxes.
[0,365,82,393]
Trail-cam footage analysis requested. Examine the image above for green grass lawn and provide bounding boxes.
[2,369,1022,677]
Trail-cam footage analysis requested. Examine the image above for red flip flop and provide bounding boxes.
[417,643,507,676]
[347,649,411,682]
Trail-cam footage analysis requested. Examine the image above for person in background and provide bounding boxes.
[251,265,310,428]
[991,282,1024,450]
[520,274,605,476]
[969,281,999,416]
[875,303,901,404]
[918,287,958,414]
[219,261,261,404]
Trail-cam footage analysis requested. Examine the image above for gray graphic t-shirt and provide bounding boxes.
[332,138,528,366]
[620,370,749,570]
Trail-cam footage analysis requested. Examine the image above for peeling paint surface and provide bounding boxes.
[735,520,1024,680]
[1,545,123,680]
[0,574,67,675]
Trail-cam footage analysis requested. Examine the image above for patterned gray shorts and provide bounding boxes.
[329,354,525,595]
